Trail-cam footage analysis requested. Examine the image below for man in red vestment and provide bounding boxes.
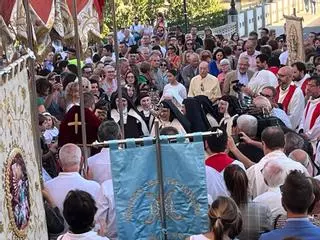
[275,66,305,129]
[299,76,320,150]
[205,127,244,173]
[58,93,101,147]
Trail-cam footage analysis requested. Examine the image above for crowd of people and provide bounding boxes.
[31,14,320,240]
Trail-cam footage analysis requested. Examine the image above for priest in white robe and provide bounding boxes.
[246,54,278,96]
[299,76,320,150]
[275,66,305,129]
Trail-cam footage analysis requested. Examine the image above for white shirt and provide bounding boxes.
[130,23,143,34]
[162,83,187,105]
[117,31,125,42]
[57,231,109,240]
[237,71,250,86]
[279,50,288,65]
[271,108,292,129]
[88,148,112,184]
[278,84,305,129]
[95,180,117,240]
[294,73,310,88]
[205,166,229,202]
[246,150,308,199]
[248,70,278,95]
[44,127,59,144]
[189,234,211,240]
[253,187,286,222]
[44,172,100,212]
[299,98,320,144]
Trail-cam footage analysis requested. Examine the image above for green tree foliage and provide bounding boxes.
[103,0,225,33]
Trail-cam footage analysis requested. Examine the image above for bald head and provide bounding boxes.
[289,149,313,176]
[59,143,82,170]
[199,61,209,78]
[253,95,272,111]
[263,160,287,187]
[278,66,293,88]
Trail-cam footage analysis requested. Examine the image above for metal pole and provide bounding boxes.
[154,120,167,240]
[82,129,223,147]
[111,0,125,138]
[183,0,188,33]
[23,0,43,186]
[72,0,89,169]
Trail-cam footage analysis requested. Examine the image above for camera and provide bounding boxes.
[232,81,245,93]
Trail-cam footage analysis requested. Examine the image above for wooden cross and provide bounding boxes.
[68,113,82,134]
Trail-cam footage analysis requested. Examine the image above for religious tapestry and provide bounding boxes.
[284,15,305,66]
[0,57,47,239]
[109,134,209,239]
[0,0,102,59]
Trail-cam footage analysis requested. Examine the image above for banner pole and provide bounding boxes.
[154,120,168,239]
[84,129,223,147]
[111,0,125,138]
[72,0,89,170]
[23,0,43,187]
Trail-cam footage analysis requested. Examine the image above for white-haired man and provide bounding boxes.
[233,114,264,163]
[44,143,100,212]
[289,149,315,176]
[253,160,287,222]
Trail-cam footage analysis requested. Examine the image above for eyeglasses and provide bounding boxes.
[160,63,167,67]
[237,48,243,51]
[260,92,272,98]
[200,82,204,92]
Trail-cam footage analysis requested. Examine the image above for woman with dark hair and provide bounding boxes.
[57,190,109,240]
[110,89,149,138]
[151,99,191,135]
[231,32,240,43]
[194,95,221,127]
[224,164,272,240]
[162,69,187,107]
[36,78,53,113]
[125,71,139,90]
[204,38,216,53]
[188,196,242,240]
[209,48,226,77]
[182,98,210,132]
[166,44,181,70]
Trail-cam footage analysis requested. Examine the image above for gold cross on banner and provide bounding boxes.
[67,113,82,134]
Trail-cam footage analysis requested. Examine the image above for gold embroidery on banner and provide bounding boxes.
[124,177,201,225]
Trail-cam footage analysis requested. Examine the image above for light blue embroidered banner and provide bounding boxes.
[109,134,209,239]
